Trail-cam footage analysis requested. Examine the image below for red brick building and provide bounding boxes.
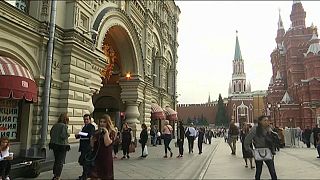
[266,1,320,129]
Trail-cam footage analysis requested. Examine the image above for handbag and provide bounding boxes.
[253,148,273,161]
[143,146,148,156]
[129,142,136,153]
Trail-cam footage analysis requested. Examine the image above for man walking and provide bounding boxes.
[207,129,214,144]
[185,123,197,153]
[228,120,239,155]
[312,124,320,148]
[75,114,96,180]
[303,126,312,148]
[177,121,185,158]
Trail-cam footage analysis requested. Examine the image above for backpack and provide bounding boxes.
[185,128,191,137]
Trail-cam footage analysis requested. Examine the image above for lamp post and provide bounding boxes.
[267,103,280,127]
[277,103,281,127]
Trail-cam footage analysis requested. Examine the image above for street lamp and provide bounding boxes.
[267,103,279,127]
[277,103,281,127]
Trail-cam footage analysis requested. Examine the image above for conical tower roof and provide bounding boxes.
[234,30,243,61]
[305,29,320,56]
[281,91,292,104]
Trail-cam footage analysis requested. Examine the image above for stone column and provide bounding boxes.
[119,75,145,139]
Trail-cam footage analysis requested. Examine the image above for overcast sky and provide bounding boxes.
[175,1,320,104]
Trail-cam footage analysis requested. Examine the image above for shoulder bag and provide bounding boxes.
[253,148,273,161]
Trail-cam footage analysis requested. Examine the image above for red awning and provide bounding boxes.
[164,106,178,121]
[151,103,165,120]
[0,56,37,102]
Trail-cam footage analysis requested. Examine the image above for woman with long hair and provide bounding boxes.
[121,123,132,159]
[240,123,254,169]
[89,114,115,180]
[49,113,70,180]
[139,123,148,158]
[244,115,277,180]
[0,137,13,180]
[162,120,173,158]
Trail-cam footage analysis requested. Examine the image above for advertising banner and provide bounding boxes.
[0,100,19,140]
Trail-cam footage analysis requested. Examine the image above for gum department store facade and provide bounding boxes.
[0,0,180,161]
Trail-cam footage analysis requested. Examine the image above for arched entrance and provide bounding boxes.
[93,25,138,131]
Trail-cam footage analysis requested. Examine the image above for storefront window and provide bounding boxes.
[0,100,20,141]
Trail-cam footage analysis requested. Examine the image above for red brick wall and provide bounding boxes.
[177,104,217,124]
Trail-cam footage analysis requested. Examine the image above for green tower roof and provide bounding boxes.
[234,30,242,61]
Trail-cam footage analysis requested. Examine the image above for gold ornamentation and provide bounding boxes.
[100,43,117,80]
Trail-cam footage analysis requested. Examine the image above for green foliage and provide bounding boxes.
[215,94,229,127]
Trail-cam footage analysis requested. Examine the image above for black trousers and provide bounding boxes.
[208,137,212,144]
[187,136,195,153]
[78,148,92,179]
[164,135,172,154]
[178,140,184,155]
[198,138,203,153]
[255,160,277,180]
[141,143,146,156]
[122,142,130,156]
[0,160,11,177]
[113,143,119,155]
[53,148,67,177]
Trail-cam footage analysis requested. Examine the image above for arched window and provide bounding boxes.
[5,0,29,13]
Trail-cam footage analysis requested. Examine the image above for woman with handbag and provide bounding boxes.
[139,123,148,158]
[121,123,132,159]
[89,114,115,180]
[162,120,173,158]
[49,113,70,180]
[244,115,277,180]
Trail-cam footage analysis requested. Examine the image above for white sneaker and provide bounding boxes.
[5,177,10,180]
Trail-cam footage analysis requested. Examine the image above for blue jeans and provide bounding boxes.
[151,136,157,145]
[255,159,277,180]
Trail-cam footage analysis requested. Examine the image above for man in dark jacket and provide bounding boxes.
[75,114,95,180]
[312,124,320,148]
[304,126,312,148]
[177,121,185,158]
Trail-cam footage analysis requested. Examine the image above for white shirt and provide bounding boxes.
[0,147,9,161]
[185,127,197,137]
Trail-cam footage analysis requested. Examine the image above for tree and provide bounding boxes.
[215,94,229,127]
[187,117,192,125]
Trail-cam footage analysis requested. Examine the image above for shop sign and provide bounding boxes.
[0,100,19,140]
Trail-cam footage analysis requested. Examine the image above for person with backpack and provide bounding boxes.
[228,120,239,155]
[185,123,197,153]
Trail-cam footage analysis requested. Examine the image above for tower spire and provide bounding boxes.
[290,0,306,28]
[234,30,242,61]
[278,8,284,30]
